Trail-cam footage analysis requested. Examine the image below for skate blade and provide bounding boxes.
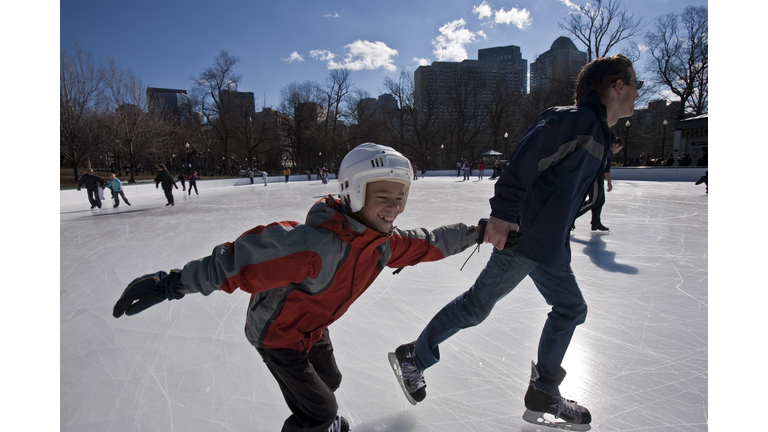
[522,409,591,431]
[387,352,417,406]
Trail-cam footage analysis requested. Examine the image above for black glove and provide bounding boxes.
[476,218,524,249]
[113,270,185,318]
[476,218,489,244]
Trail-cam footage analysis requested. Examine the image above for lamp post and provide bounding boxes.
[504,132,509,160]
[660,119,668,163]
[440,144,444,168]
[623,120,631,165]
[185,143,191,174]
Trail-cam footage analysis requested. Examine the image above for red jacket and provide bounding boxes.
[180,196,479,352]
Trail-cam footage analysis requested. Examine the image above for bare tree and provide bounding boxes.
[100,57,163,183]
[559,0,645,62]
[383,68,441,169]
[483,74,525,159]
[346,88,387,145]
[644,6,708,119]
[189,51,243,176]
[60,39,102,182]
[319,69,353,170]
[279,80,324,170]
[441,67,487,163]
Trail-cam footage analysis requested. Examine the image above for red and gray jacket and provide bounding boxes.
[180,196,479,352]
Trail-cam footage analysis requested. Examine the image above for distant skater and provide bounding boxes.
[188,171,199,195]
[154,164,178,207]
[105,173,131,207]
[695,171,708,194]
[77,168,105,209]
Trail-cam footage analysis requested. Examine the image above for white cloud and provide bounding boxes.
[283,51,304,63]
[494,7,532,28]
[323,13,339,18]
[472,1,493,19]
[473,1,532,29]
[314,40,398,72]
[310,50,336,61]
[556,0,579,10]
[432,19,482,62]
[413,57,431,66]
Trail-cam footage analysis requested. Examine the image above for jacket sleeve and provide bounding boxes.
[179,222,338,296]
[386,223,479,269]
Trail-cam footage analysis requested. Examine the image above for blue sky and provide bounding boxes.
[60,0,709,109]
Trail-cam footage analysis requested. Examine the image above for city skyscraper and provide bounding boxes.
[529,37,588,93]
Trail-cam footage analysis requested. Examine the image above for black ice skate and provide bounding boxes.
[522,361,591,431]
[387,342,426,405]
[326,415,349,432]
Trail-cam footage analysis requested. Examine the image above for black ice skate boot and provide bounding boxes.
[522,361,591,431]
[590,222,609,231]
[387,342,426,405]
[326,415,349,432]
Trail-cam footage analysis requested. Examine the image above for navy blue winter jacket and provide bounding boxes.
[489,92,614,270]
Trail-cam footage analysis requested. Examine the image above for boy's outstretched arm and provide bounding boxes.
[113,270,186,317]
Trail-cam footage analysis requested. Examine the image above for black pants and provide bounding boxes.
[188,183,198,195]
[163,187,174,204]
[257,329,342,432]
[575,179,605,224]
[86,187,101,208]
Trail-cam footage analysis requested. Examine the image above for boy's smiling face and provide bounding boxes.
[353,180,406,233]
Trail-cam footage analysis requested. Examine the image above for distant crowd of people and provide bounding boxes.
[623,150,707,167]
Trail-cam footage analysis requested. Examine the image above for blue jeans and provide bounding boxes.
[110,189,130,206]
[413,249,587,396]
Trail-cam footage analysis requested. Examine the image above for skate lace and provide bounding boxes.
[400,361,426,390]
[555,397,581,420]
[326,415,341,432]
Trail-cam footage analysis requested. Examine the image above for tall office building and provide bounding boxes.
[218,90,256,117]
[478,45,527,69]
[147,87,191,122]
[529,37,588,93]
[414,57,527,114]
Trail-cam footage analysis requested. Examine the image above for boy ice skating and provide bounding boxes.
[389,54,641,431]
[113,143,483,432]
[104,173,131,207]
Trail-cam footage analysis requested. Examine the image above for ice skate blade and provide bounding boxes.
[387,352,417,406]
[522,409,591,431]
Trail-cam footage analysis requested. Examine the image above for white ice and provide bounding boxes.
[59,177,708,431]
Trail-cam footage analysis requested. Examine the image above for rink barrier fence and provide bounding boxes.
[60,167,707,207]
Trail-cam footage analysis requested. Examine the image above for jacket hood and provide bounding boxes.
[306,195,374,241]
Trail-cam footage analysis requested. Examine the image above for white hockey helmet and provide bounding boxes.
[338,143,412,213]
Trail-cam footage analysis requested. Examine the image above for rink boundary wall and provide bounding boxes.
[60,167,706,207]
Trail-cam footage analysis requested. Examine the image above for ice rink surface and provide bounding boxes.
[60,177,708,431]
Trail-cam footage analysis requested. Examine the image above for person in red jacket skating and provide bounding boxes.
[112,143,486,432]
